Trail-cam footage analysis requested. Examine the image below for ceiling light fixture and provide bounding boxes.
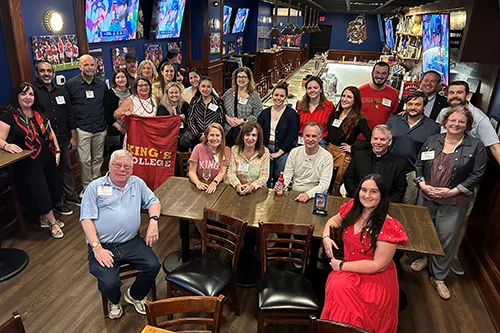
[264,0,281,39]
[43,10,64,33]
[293,3,302,35]
[280,0,295,35]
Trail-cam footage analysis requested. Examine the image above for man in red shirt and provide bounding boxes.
[358,62,399,139]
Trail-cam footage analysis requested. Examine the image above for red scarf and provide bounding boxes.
[12,108,57,159]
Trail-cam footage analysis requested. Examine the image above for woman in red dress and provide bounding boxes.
[321,173,408,333]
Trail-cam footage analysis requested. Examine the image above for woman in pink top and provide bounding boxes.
[188,123,231,194]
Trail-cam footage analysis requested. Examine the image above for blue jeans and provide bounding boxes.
[268,144,289,187]
[88,235,161,304]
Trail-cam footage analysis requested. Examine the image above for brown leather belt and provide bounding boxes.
[269,140,276,145]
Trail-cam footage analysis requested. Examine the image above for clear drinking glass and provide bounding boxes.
[202,168,211,183]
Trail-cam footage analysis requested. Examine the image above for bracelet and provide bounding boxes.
[1,143,7,150]
[55,150,61,154]
[322,235,330,239]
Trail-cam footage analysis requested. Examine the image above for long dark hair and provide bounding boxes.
[298,76,326,112]
[339,173,389,252]
[331,86,363,138]
[8,82,39,112]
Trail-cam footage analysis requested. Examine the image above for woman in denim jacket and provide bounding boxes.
[411,106,487,300]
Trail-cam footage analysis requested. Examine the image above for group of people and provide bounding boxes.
[1,54,499,333]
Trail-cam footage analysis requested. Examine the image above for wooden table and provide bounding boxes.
[212,186,443,256]
[0,150,33,282]
[141,325,174,333]
[154,177,228,272]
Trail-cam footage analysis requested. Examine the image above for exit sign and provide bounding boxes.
[319,16,326,22]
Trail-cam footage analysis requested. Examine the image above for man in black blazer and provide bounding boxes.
[395,70,448,120]
[343,124,407,203]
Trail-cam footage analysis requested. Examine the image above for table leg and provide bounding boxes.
[7,165,28,236]
[236,228,261,288]
[162,219,200,273]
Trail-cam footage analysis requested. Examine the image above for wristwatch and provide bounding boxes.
[338,261,344,270]
[213,179,220,185]
[91,241,100,248]
[149,215,160,222]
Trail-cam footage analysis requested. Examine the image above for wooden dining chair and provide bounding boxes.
[309,315,372,333]
[0,311,26,333]
[176,152,191,177]
[100,263,157,317]
[257,222,319,333]
[166,209,248,316]
[145,295,224,333]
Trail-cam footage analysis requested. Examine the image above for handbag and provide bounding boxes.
[179,130,197,149]
[226,88,241,147]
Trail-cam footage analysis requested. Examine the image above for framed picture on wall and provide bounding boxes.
[228,41,235,54]
[144,43,163,68]
[31,34,79,72]
[89,48,105,79]
[111,46,136,70]
[210,33,221,54]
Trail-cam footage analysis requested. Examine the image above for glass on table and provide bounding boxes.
[202,168,211,183]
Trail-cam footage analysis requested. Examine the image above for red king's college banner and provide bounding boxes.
[124,115,180,190]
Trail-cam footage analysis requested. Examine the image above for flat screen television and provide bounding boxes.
[223,5,233,35]
[422,14,450,84]
[85,0,140,43]
[151,0,187,39]
[384,18,395,49]
[232,8,249,34]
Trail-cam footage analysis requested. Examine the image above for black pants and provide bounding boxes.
[58,141,78,200]
[14,146,62,216]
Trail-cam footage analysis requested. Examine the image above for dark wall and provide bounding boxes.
[20,0,186,82]
[0,18,13,104]
[319,13,383,52]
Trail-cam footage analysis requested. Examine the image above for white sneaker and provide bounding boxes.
[124,288,147,315]
[108,302,123,319]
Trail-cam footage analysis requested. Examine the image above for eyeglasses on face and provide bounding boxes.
[111,162,133,170]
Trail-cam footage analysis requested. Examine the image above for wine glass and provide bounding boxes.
[202,168,211,183]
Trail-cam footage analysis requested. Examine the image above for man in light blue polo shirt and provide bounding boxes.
[80,149,161,320]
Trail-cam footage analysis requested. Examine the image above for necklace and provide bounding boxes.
[436,152,450,171]
[138,96,154,115]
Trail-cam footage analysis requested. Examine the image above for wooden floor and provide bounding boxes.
[0,208,496,333]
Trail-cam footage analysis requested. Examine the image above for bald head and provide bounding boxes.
[79,54,96,79]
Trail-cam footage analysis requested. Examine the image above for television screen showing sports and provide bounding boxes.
[223,5,233,35]
[85,0,140,43]
[232,8,249,34]
[384,18,395,49]
[422,14,450,84]
[151,0,187,39]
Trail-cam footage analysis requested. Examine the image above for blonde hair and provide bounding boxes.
[231,66,256,94]
[138,60,158,82]
[202,123,226,165]
[160,82,187,110]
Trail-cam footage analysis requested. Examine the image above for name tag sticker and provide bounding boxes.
[238,163,250,172]
[304,158,313,169]
[382,98,392,107]
[332,119,342,128]
[86,90,95,99]
[297,135,304,145]
[55,96,66,105]
[97,186,113,196]
[208,103,218,111]
[238,98,248,105]
[421,151,435,161]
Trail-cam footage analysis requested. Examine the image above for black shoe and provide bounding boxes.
[66,196,81,206]
[53,203,73,216]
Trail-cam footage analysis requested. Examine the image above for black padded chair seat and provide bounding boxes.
[166,257,232,296]
[258,270,319,311]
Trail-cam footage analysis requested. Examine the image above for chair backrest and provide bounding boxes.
[309,316,372,333]
[259,222,314,276]
[177,151,191,177]
[146,295,224,333]
[202,209,248,276]
[0,312,26,333]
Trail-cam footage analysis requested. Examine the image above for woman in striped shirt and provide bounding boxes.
[184,76,225,148]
